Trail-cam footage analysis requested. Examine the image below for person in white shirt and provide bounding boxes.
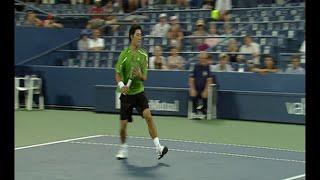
[210,53,233,72]
[285,55,305,74]
[239,35,260,65]
[149,46,167,70]
[299,40,305,63]
[150,13,171,37]
[215,0,232,22]
[88,29,105,51]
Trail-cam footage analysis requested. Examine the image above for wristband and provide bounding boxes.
[118,81,125,89]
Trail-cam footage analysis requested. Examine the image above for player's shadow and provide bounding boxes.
[120,159,170,178]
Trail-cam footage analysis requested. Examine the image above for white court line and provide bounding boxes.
[282,174,305,180]
[15,135,104,150]
[69,141,306,164]
[102,134,305,153]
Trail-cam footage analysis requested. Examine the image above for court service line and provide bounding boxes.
[15,135,104,150]
[69,141,306,164]
[282,174,305,180]
[102,134,305,153]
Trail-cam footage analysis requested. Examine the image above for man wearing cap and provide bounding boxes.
[150,13,171,37]
[191,19,208,50]
[210,53,233,72]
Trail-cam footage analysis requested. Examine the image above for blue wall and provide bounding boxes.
[16,65,305,105]
[15,65,305,123]
[15,26,81,64]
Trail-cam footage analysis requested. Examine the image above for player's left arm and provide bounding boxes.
[133,52,148,81]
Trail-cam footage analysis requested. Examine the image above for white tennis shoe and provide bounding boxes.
[116,144,128,160]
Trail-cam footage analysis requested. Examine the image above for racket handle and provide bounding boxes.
[126,79,132,87]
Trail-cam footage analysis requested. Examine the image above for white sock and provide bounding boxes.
[121,143,127,149]
[153,137,162,150]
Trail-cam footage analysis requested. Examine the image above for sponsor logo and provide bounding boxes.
[285,98,305,115]
[148,100,180,112]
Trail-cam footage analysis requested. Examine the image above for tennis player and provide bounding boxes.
[115,24,168,160]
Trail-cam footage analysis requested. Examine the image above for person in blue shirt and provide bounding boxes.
[189,51,214,118]
[285,55,305,74]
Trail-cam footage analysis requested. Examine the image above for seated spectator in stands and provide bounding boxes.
[150,13,171,37]
[285,55,305,74]
[43,14,64,28]
[149,46,167,70]
[202,0,214,9]
[251,55,279,74]
[191,19,208,50]
[239,35,260,65]
[210,53,233,72]
[226,39,239,62]
[176,0,189,7]
[86,0,106,29]
[88,29,105,51]
[233,55,249,72]
[169,16,181,30]
[189,51,213,117]
[167,46,185,70]
[167,23,184,49]
[123,0,145,13]
[78,29,90,51]
[103,0,120,33]
[23,10,43,27]
[204,23,220,48]
[299,40,305,63]
[215,0,232,22]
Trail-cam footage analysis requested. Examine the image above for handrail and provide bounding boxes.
[55,50,252,55]
[231,5,304,11]
[100,35,277,38]
[14,0,49,15]
[16,37,79,65]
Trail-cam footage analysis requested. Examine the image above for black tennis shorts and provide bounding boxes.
[120,92,149,122]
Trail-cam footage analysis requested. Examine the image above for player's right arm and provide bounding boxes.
[115,51,129,94]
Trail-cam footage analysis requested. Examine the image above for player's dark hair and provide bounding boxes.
[129,24,142,42]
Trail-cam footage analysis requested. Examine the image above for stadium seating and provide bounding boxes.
[15,1,305,70]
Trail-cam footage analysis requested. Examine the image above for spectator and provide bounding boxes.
[149,46,167,70]
[23,11,43,27]
[189,51,213,118]
[167,22,184,49]
[150,13,171,37]
[86,0,105,29]
[251,55,279,74]
[167,46,185,70]
[299,40,305,63]
[204,23,220,48]
[191,19,208,50]
[43,14,64,28]
[123,0,144,13]
[104,0,120,33]
[176,0,188,7]
[285,55,305,74]
[214,0,232,22]
[77,29,91,51]
[169,15,181,30]
[239,35,260,65]
[42,0,55,4]
[202,0,214,9]
[226,38,239,62]
[210,53,233,72]
[88,29,105,51]
[233,55,250,72]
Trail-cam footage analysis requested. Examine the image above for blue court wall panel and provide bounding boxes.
[15,65,305,123]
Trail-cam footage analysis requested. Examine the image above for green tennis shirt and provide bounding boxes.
[115,47,148,95]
